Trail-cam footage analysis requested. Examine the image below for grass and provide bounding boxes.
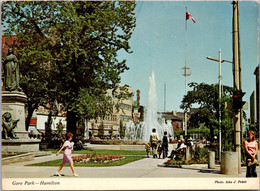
[41,149,146,156]
[27,156,144,167]
[26,149,146,167]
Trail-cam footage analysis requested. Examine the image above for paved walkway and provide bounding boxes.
[2,145,260,190]
[2,152,256,178]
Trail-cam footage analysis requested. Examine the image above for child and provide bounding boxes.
[145,142,151,158]
[157,140,162,159]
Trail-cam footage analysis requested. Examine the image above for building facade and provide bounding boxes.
[253,65,259,135]
[158,111,184,132]
[250,91,257,124]
[86,87,134,139]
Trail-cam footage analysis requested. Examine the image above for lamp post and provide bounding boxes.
[207,49,232,162]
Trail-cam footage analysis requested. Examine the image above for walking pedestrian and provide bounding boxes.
[150,128,159,158]
[162,131,168,159]
[243,130,258,177]
[55,132,78,177]
[157,140,162,159]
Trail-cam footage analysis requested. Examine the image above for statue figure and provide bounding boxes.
[2,112,19,139]
[3,47,22,91]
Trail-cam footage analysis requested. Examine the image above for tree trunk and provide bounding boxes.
[45,110,53,138]
[66,110,77,140]
[25,102,37,131]
[210,125,214,142]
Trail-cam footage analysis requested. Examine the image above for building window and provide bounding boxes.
[119,103,132,111]
[120,115,131,122]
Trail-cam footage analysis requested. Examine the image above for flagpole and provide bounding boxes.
[184,7,188,137]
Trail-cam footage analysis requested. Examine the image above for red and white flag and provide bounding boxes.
[186,11,196,23]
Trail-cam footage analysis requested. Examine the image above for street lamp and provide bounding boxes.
[206,48,232,162]
[207,56,233,64]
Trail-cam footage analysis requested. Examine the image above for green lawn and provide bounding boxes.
[27,156,144,167]
[27,149,146,167]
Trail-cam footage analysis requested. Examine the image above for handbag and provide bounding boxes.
[248,158,258,166]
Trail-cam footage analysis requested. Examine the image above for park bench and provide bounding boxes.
[174,148,186,160]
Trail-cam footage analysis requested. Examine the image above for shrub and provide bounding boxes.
[164,158,208,166]
[174,128,211,140]
[194,146,209,161]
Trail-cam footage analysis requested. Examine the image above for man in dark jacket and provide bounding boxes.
[162,131,168,159]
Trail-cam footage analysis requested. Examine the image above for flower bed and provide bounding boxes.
[72,153,125,164]
[164,158,208,166]
[89,139,145,145]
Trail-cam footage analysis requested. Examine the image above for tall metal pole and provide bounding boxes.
[238,1,244,173]
[218,49,222,162]
[232,0,241,173]
[184,7,188,136]
[207,51,233,162]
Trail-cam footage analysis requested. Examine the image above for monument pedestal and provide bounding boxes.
[2,139,40,152]
[2,91,40,152]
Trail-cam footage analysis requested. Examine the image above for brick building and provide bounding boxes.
[158,111,189,132]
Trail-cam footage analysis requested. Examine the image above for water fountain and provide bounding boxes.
[143,70,159,141]
[124,70,174,142]
[124,121,144,142]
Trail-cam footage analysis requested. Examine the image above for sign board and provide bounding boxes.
[225,101,248,110]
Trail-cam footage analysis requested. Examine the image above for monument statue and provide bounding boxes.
[1,47,40,152]
[2,112,19,139]
[3,47,22,91]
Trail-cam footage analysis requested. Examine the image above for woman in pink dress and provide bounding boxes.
[244,130,258,177]
[55,132,78,176]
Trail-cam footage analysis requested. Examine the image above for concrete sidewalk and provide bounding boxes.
[2,152,256,178]
[2,145,259,191]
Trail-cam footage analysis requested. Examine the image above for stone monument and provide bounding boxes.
[2,112,19,139]
[2,47,40,152]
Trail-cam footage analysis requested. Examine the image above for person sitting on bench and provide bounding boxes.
[168,139,186,160]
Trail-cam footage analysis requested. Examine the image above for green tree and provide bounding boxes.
[174,128,211,139]
[56,119,64,136]
[221,107,234,151]
[180,82,233,142]
[2,1,136,135]
[2,2,64,131]
[19,75,48,131]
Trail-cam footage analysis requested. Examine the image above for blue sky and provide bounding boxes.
[118,1,259,117]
